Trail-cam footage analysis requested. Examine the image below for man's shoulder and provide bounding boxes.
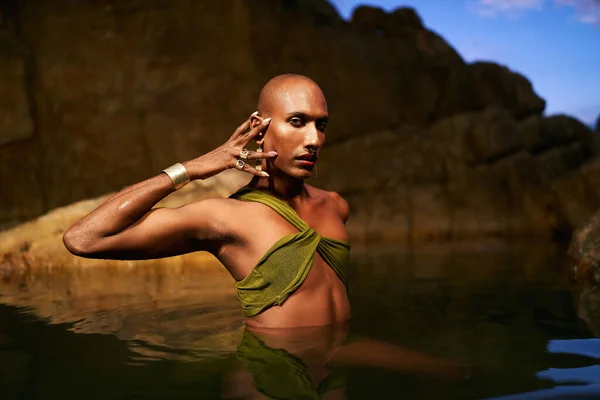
[306,185,350,222]
[183,196,250,224]
[185,196,234,211]
[183,196,264,241]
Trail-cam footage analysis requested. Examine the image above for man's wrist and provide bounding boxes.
[181,160,202,181]
[181,154,223,181]
[162,163,190,190]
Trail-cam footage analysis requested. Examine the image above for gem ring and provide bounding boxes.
[240,148,249,159]
[234,159,245,171]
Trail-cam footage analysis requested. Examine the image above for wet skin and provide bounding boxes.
[62,74,469,391]
[63,74,350,329]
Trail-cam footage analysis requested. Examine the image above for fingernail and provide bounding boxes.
[251,111,258,117]
[261,171,270,177]
[263,118,271,124]
[268,151,278,156]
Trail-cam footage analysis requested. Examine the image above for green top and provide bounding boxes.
[229,187,351,317]
[236,328,347,399]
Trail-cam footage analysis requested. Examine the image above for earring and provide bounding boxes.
[315,164,319,179]
[255,145,263,171]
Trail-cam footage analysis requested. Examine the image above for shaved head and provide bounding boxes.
[250,74,328,180]
[257,74,327,116]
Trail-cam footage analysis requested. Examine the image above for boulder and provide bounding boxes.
[0,170,247,276]
[467,62,546,119]
[350,5,388,34]
[0,0,593,244]
[0,30,32,146]
[389,7,423,30]
[320,108,597,244]
[566,160,600,285]
[569,209,600,287]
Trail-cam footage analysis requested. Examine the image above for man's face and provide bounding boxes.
[257,81,328,179]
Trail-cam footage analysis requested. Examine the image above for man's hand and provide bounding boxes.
[63,112,277,260]
[183,112,277,180]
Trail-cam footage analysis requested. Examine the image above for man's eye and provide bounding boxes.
[317,122,328,131]
[290,118,303,126]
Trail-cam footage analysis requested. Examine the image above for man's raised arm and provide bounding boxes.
[62,113,274,260]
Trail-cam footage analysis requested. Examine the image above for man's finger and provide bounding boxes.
[243,150,278,160]
[243,117,271,139]
[232,112,258,137]
[246,164,269,177]
[235,159,269,177]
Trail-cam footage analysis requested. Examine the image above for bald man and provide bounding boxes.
[63,74,351,329]
[63,75,468,392]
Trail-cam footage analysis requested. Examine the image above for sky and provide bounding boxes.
[329,0,600,127]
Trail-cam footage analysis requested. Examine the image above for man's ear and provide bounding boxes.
[250,114,262,130]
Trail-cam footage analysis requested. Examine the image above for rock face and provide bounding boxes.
[0,170,246,275]
[568,200,600,287]
[0,0,597,243]
[324,110,598,243]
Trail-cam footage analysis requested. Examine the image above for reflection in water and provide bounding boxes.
[484,339,600,399]
[1,240,599,399]
[0,262,242,357]
[223,323,467,400]
[223,324,351,400]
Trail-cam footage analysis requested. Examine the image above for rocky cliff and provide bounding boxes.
[0,170,246,273]
[0,0,597,243]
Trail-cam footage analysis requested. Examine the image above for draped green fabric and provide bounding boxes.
[229,187,351,317]
[236,328,347,399]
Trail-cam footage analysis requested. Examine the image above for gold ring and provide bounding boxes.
[240,148,249,160]
[234,159,245,171]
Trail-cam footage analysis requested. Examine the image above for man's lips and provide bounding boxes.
[296,154,318,162]
[296,159,316,169]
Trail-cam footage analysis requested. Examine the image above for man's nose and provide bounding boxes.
[304,123,323,148]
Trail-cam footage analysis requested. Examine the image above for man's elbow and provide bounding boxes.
[62,229,95,257]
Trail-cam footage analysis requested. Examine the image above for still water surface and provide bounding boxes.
[1,242,599,399]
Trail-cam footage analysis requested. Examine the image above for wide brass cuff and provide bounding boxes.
[162,163,190,190]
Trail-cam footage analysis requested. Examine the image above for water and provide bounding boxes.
[1,241,599,399]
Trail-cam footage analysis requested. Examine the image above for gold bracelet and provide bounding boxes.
[162,163,190,190]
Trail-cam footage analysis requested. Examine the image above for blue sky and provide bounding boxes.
[329,0,600,126]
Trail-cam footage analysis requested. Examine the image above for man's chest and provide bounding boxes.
[248,200,347,242]
[221,200,348,279]
[219,202,348,280]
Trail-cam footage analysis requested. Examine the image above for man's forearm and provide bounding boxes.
[69,153,220,233]
[62,113,274,255]
[64,173,176,245]
[98,176,163,207]
[63,151,228,253]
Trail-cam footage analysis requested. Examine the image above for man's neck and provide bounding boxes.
[248,173,308,202]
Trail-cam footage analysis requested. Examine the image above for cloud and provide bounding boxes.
[556,0,600,24]
[469,0,600,23]
[468,0,545,18]
[460,37,511,61]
